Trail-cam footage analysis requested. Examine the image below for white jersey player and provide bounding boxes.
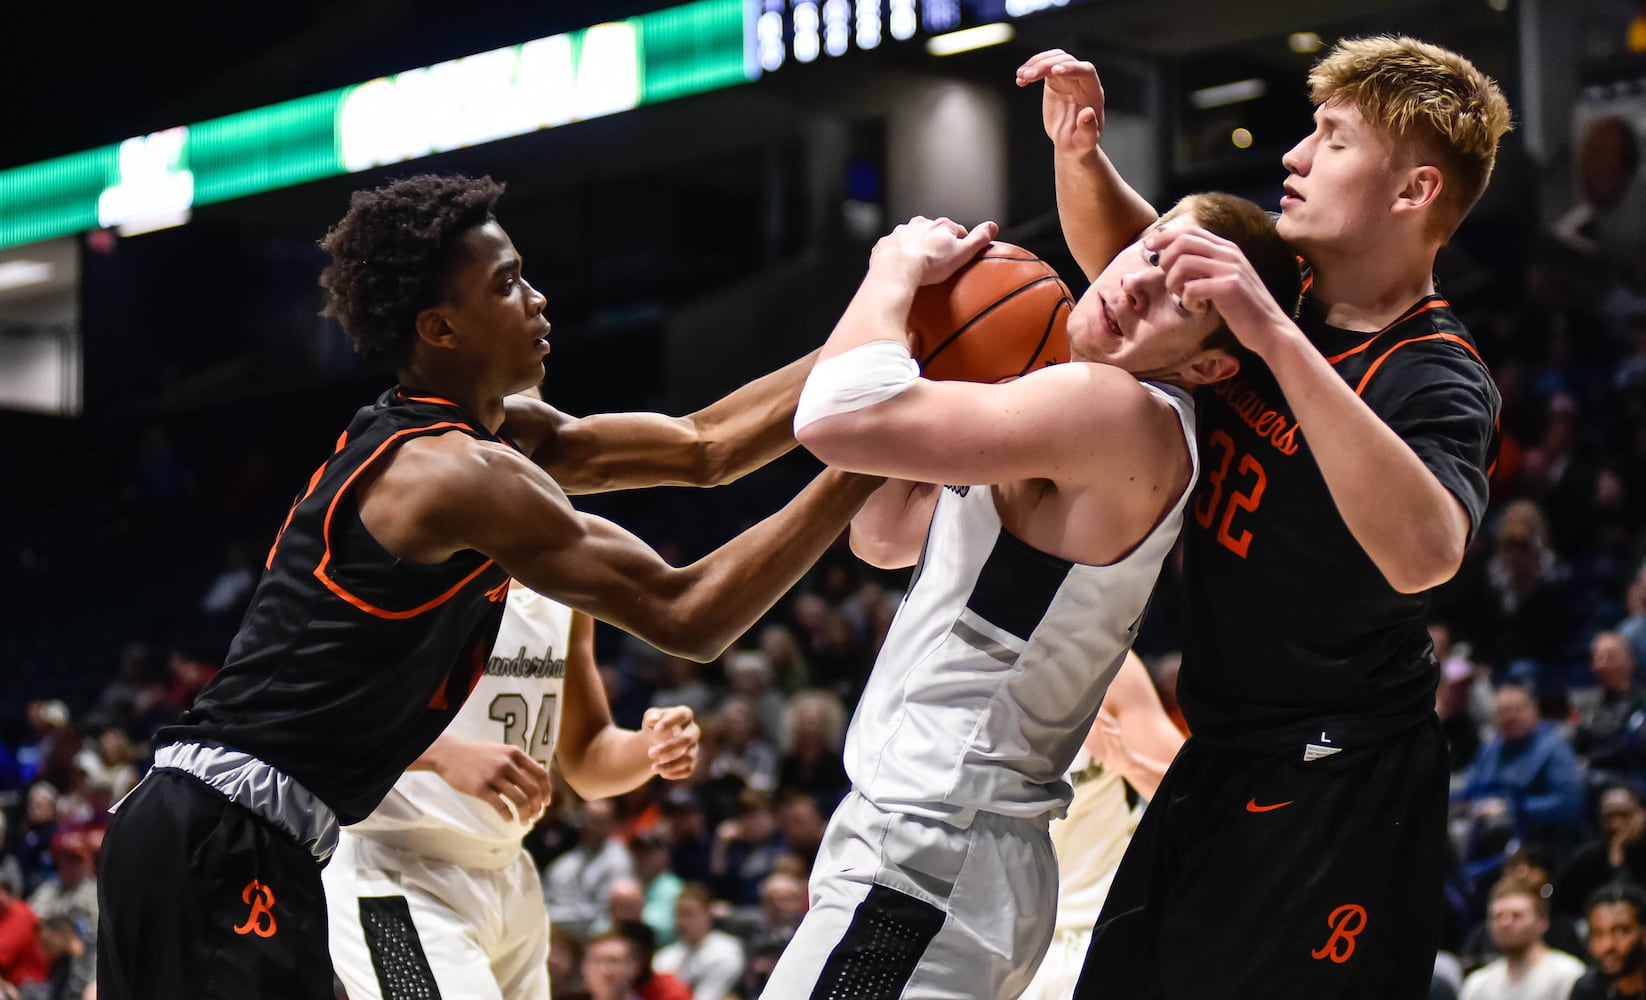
[323,582,701,1000]
[764,198,1300,998]
[1019,652,1186,1000]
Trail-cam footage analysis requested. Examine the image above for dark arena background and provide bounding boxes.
[2,0,1645,996]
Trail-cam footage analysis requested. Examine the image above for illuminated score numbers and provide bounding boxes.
[758,0,1070,74]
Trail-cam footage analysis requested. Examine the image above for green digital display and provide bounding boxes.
[0,0,750,252]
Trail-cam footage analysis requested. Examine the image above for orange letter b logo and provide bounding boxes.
[232,879,279,938]
[1309,903,1367,964]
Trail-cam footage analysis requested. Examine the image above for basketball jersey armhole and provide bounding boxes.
[313,422,499,619]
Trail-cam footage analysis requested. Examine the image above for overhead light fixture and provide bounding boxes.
[1289,32,1323,54]
[1190,78,1267,110]
[925,22,1014,57]
[0,260,54,292]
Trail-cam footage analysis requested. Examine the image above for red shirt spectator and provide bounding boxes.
[0,879,50,985]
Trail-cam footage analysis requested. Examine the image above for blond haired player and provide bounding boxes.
[1019,36,1512,998]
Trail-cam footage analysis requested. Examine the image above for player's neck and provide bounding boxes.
[396,364,507,433]
[1304,240,1438,333]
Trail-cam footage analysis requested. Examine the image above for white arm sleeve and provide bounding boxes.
[794,339,920,434]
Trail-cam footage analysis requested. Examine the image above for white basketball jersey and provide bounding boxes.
[843,381,1196,825]
[347,586,572,852]
[1048,747,1144,929]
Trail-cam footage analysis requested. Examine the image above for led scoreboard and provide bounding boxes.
[751,0,1083,73]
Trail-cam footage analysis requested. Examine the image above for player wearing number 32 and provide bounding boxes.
[1018,38,1510,999]
[759,200,1299,999]
[323,579,699,1000]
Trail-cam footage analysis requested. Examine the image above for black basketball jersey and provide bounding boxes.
[158,388,512,824]
[1176,294,1500,752]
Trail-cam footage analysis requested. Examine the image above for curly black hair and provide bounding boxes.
[319,173,505,365]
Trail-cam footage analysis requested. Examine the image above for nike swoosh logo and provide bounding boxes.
[1246,799,1293,813]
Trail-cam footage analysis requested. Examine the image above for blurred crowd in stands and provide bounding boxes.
[2,95,1646,1000]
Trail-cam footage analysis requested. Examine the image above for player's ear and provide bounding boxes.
[1394,164,1443,217]
[414,306,458,350]
[1184,348,1240,386]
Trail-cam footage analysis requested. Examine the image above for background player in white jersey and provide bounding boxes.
[759,201,1299,999]
[1018,651,1186,1000]
[323,578,700,1000]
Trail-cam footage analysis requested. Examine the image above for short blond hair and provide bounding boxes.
[1308,36,1513,240]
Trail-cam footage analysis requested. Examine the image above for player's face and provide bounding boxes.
[1067,213,1225,382]
[437,221,552,393]
[1277,102,1404,254]
[1589,903,1646,976]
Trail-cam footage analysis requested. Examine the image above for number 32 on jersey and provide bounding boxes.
[1194,429,1267,559]
[490,693,558,767]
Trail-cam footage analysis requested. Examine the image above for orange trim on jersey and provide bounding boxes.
[1353,332,1486,398]
[314,422,496,620]
[1323,299,1451,365]
[397,391,461,407]
[266,430,352,570]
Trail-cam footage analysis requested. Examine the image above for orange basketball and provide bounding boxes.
[907,242,1074,383]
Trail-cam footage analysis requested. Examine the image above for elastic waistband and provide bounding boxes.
[150,741,339,863]
[347,826,523,871]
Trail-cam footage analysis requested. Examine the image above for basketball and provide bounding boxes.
[907,242,1075,383]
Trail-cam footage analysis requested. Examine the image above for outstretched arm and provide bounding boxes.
[554,611,701,800]
[1086,651,1185,800]
[361,434,880,662]
[500,350,819,495]
[1016,49,1158,281]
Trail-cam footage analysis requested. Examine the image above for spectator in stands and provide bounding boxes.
[757,624,811,696]
[630,830,682,946]
[723,652,785,756]
[1468,881,1580,993]
[25,832,95,941]
[1557,785,1646,922]
[654,883,745,1000]
[1455,680,1587,857]
[0,819,20,912]
[1620,562,1646,677]
[774,792,826,872]
[777,691,850,813]
[650,656,713,721]
[660,789,713,885]
[1437,640,1489,774]
[1575,632,1646,784]
[613,920,690,1000]
[1461,843,1588,971]
[708,789,785,908]
[549,924,591,1000]
[704,697,778,797]
[1451,500,1575,675]
[582,931,645,1000]
[71,730,135,802]
[0,875,47,989]
[32,914,93,1000]
[543,800,635,940]
[12,786,57,898]
[1573,882,1646,1000]
[15,704,68,788]
[1460,878,1585,999]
